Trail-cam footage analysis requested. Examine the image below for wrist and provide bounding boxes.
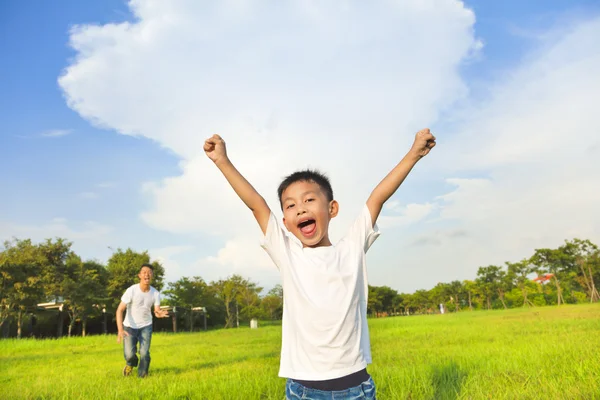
[405,149,422,163]
[214,156,232,169]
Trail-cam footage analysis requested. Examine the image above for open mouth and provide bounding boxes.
[297,219,316,235]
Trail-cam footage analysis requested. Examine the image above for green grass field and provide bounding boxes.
[1,304,599,399]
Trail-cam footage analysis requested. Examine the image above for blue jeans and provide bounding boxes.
[123,325,152,377]
[286,377,377,399]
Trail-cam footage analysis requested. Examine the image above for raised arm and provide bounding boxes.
[366,128,436,225]
[204,134,271,234]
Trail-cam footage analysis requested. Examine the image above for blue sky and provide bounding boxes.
[1,0,599,292]
[1,1,189,254]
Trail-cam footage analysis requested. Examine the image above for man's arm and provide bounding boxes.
[366,128,436,225]
[204,134,271,234]
[116,301,129,343]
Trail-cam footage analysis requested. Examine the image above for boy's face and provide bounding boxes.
[138,266,153,285]
[281,180,338,248]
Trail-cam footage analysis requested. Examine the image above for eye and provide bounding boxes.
[306,198,314,202]
[286,203,295,209]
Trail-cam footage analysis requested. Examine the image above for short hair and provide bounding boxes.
[139,263,154,273]
[277,169,333,209]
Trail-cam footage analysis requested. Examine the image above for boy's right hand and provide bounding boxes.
[204,134,228,164]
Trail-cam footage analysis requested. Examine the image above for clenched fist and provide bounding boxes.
[204,134,228,164]
[410,128,436,158]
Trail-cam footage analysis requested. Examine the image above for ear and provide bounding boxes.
[329,200,339,218]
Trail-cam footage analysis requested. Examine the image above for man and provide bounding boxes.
[116,263,169,377]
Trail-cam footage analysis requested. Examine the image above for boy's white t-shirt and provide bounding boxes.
[121,284,160,329]
[260,204,380,380]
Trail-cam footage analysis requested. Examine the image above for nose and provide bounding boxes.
[296,206,306,216]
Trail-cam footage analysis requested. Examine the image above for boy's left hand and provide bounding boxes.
[410,128,436,158]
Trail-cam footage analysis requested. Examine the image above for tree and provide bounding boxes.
[368,286,398,316]
[495,269,513,309]
[237,279,263,321]
[462,280,478,310]
[429,283,451,313]
[476,265,503,310]
[0,239,45,338]
[530,248,571,305]
[367,285,383,316]
[38,238,73,299]
[506,260,534,307]
[212,275,261,328]
[391,293,405,315]
[165,276,210,331]
[410,289,432,314]
[106,248,165,311]
[61,256,109,336]
[563,239,600,302]
[260,285,283,320]
[448,280,465,312]
[37,238,76,337]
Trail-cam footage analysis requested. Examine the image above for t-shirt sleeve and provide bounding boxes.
[260,212,290,271]
[346,204,381,253]
[121,286,133,304]
[154,290,161,307]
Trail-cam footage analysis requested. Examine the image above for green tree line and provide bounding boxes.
[0,238,282,338]
[367,238,599,316]
[2,237,598,338]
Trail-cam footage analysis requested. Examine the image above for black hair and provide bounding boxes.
[140,263,154,272]
[277,169,333,209]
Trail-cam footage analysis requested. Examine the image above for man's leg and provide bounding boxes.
[137,325,152,377]
[123,327,139,376]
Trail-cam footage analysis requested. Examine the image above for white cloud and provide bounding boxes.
[58,1,600,292]
[372,16,600,290]
[40,129,73,138]
[55,0,480,289]
[378,202,435,229]
[0,219,112,240]
[58,1,479,275]
[195,237,282,288]
[148,245,195,283]
[0,219,114,261]
[205,237,273,270]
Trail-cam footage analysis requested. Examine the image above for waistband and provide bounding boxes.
[291,368,370,391]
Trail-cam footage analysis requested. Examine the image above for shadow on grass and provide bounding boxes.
[430,362,467,400]
[152,351,279,375]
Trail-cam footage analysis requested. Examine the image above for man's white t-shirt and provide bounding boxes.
[261,204,380,380]
[121,284,160,329]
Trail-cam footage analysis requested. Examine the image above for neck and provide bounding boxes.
[139,282,151,292]
[303,236,332,248]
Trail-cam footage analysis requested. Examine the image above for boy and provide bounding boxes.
[116,264,169,378]
[204,129,435,399]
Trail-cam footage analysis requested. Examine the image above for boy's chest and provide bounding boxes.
[291,244,361,274]
[286,245,364,306]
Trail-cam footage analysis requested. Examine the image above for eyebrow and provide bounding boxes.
[282,190,318,203]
